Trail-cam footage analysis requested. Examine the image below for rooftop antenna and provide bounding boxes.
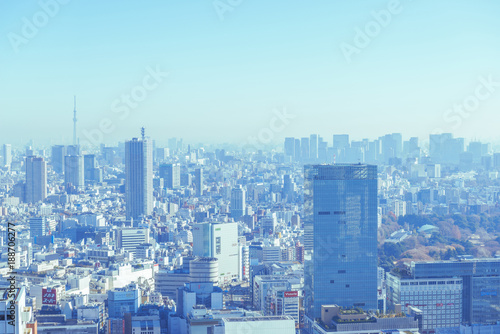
[141,127,145,141]
[73,96,77,145]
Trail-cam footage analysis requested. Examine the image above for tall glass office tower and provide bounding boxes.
[304,164,378,321]
[125,137,153,220]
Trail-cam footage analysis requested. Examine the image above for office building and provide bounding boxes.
[231,185,246,221]
[51,145,66,173]
[412,259,500,325]
[66,144,80,156]
[195,167,203,196]
[333,134,350,152]
[116,228,150,256]
[125,137,153,220]
[64,155,84,190]
[309,134,318,162]
[301,137,310,161]
[304,164,378,321]
[29,216,48,239]
[108,288,140,318]
[25,156,47,203]
[220,316,295,334]
[159,163,180,189]
[284,137,295,161]
[84,154,101,182]
[386,274,462,333]
[193,222,239,284]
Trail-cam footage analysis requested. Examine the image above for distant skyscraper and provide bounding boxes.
[301,137,310,161]
[333,134,350,151]
[125,137,153,220]
[73,96,78,145]
[51,145,66,173]
[231,185,246,221]
[294,139,301,161]
[318,136,327,162]
[83,154,97,181]
[309,134,318,162]
[66,144,80,156]
[284,137,295,160]
[304,164,378,321]
[64,155,84,190]
[2,144,12,167]
[195,168,203,196]
[25,146,34,157]
[159,163,181,189]
[25,156,47,203]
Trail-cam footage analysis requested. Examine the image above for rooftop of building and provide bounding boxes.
[223,316,294,322]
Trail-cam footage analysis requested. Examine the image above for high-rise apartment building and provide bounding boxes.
[304,164,378,321]
[25,156,47,203]
[125,137,153,220]
[2,144,12,167]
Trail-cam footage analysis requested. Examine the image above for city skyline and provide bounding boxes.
[2,1,500,333]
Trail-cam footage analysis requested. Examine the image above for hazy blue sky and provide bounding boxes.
[1,0,500,147]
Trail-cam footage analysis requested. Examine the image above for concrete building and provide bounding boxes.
[192,222,239,284]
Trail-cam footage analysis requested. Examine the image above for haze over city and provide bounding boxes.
[2,1,500,146]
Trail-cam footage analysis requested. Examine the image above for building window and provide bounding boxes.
[346,284,350,288]
[330,280,335,283]
[216,237,221,255]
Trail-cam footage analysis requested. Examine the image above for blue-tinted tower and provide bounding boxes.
[304,164,378,321]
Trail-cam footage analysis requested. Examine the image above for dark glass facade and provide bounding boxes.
[304,164,378,320]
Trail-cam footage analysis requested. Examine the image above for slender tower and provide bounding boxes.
[73,96,77,145]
